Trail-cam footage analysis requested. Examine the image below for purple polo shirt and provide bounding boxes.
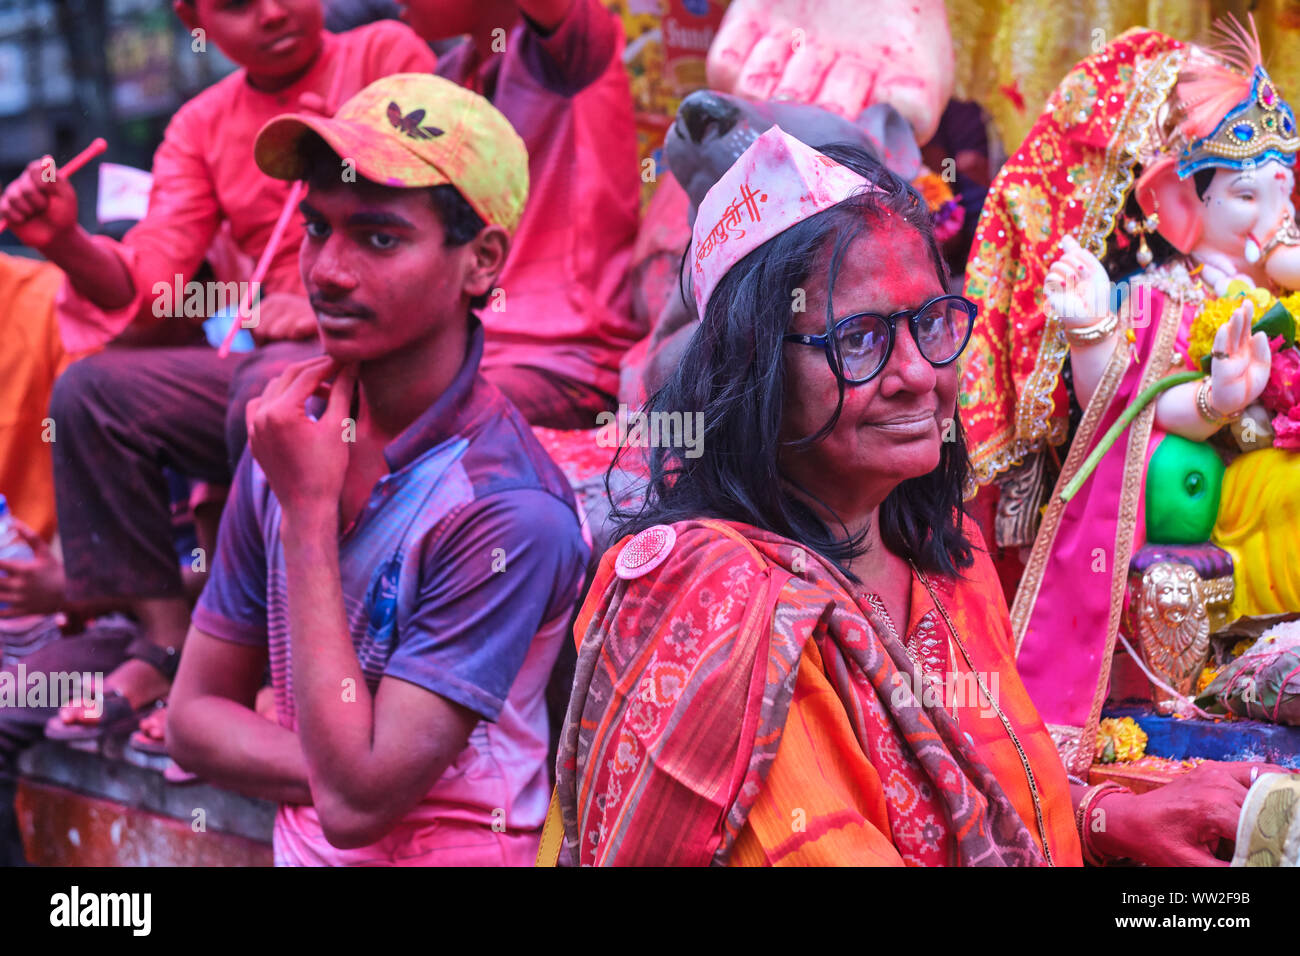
[194,320,589,865]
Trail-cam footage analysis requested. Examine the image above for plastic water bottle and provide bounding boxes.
[202,303,256,352]
[0,494,61,663]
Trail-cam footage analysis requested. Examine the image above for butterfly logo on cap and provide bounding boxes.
[387,102,443,141]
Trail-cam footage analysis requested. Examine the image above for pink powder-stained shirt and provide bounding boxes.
[55,22,438,354]
[438,0,643,398]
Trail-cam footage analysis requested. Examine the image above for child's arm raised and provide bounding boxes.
[519,0,620,95]
[0,157,136,310]
[40,102,226,352]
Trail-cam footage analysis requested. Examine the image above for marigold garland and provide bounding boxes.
[1095,716,1149,764]
[1279,291,1300,322]
[1188,297,1239,366]
[1196,664,1221,695]
[1186,285,1300,367]
[912,170,955,212]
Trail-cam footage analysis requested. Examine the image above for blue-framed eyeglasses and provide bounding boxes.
[783,294,977,385]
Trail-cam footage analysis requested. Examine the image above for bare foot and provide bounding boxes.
[136,704,167,741]
[57,657,172,726]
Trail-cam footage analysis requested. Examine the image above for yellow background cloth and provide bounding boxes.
[949,0,1300,154]
[1214,447,1300,620]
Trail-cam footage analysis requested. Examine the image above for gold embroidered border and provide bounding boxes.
[1013,293,1183,772]
[970,430,1031,488]
[1013,49,1186,472]
[970,421,1070,489]
[1011,330,1133,649]
[1076,49,1187,261]
[1046,723,1083,769]
[1074,293,1181,775]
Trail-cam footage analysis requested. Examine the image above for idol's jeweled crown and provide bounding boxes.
[1177,65,1300,177]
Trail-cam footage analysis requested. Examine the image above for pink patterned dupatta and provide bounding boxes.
[1012,278,1193,773]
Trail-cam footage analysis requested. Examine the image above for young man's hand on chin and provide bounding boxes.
[245,356,358,520]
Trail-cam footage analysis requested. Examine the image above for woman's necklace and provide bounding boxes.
[909,560,1056,866]
[860,558,957,722]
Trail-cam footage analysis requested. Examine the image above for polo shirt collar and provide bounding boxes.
[383,318,487,473]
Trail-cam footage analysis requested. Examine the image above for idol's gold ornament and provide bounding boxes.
[1134,562,1215,715]
[1124,211,1161,267]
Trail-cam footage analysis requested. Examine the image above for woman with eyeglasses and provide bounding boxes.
[548,129,1280,867]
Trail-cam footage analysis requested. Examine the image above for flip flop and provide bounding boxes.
[44,691,148,742]
[44,637,180,744]
[127,728,170,756]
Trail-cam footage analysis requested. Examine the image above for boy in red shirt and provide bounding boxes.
[0,0,435,736]
[401,0,642,429]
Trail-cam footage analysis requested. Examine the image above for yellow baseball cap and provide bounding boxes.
[254,73,529,235]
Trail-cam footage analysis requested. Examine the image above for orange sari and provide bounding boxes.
[730,561,1081,865]
[556,517,1082,866]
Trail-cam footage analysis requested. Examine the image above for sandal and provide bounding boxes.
[43,637,179,743]
[126,730,170,755]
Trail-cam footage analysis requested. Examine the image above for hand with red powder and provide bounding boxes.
[705,0,954,143]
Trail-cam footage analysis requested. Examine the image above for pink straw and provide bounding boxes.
[0,137,107,235]
[217,67,346,358]
[217,180,303,357]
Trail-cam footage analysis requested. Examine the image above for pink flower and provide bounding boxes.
[932,200,965,243]
[1261,339,1300,418]
[1273,405,1300,451]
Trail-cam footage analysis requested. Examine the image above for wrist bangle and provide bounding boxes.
[1064,311,1119,344]
[1195,378,1239,426]
[1075,781,1131,866]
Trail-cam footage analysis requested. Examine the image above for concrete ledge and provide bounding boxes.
[16,778,272,866]
[16,740,275,865]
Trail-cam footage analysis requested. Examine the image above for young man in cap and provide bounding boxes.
[168,74,589,865]
[399,0,642,429]
[0,1,435,740]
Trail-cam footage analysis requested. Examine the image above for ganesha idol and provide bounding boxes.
[960,18,1300,773]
